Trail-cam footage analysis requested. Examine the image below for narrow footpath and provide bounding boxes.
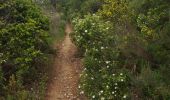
[46,24,86,100]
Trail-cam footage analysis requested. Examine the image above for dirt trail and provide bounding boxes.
[46,24,86,100]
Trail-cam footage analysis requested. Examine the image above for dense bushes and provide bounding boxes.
[57,0,102,19]
[72,14,130,99]
[68,0,170,99]
[0,0,50,99]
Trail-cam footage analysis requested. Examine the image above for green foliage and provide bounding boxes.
[80,0,103,14]
[136,1,170,66]
[0,65,3,90]
[58,0,102,19]
[71,14,112,50]
[0,0,50,99]
[69,0,170,99]
[71,14,130,99]
[99,0,131,23]
[133,65,170,99]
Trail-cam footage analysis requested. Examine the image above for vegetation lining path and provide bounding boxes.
[46,23,85,100]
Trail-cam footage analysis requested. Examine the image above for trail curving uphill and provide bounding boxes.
[46,24,86,100]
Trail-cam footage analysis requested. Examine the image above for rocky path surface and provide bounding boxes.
[46,24,86,100]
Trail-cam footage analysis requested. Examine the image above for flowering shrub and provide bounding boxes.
[68,0,170,99]
[71,14,112,50]
[71,14,130,99]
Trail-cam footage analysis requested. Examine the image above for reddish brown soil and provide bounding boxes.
[46,24,86,100]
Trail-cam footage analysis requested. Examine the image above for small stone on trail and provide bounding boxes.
[67,95,70,98]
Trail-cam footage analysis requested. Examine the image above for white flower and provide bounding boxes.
[114,83,118,85]
[91,77,94,80]
[92,95,95,98]
[107,66,109,68]
[123,95,127,99]
[84,68,87,71]
[78,85,81,88]
[80,91,84,94]
[112,74,115,76]
[106,27,109,30]
[120,73,123,76]
[115,87,118,89]
[105,61,110,64]
[112,91,115,94]
[100,90,103,93]
[101,97,105,100]
[121,79,124,81]
[85,49,88,52]
[106,85,109,88]
[85,30,88,33]
[114,94,117,97]
[101,46,104,50]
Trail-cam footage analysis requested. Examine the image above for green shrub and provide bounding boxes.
[71,14,130,99]
[66,0,170,99]
[132,65,170,99]
[0,0,50,99]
